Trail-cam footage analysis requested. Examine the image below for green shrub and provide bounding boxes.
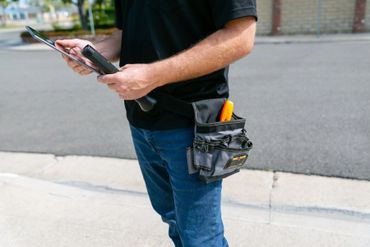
[52,23,79,32]
[86,7,115,29]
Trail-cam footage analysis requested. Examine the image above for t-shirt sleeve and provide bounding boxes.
[208,0,258,29]
[114,0,123,29]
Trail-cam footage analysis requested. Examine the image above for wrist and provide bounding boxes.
[149,58,180,88]
[148,62,168,88]
[93,32,122,62]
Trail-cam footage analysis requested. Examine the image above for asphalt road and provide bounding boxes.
[0,33,369,180]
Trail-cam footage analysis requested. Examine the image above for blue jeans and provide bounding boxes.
[130,125,228,247]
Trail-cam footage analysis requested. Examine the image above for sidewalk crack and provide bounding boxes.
[30,154,59,176]
[269,171,279,223]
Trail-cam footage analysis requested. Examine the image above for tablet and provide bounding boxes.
[25,26,101,74]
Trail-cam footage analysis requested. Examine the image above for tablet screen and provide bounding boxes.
[25,26,101,74]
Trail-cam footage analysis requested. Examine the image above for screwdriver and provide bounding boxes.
[219,99,234,122]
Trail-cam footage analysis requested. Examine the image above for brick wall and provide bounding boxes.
[256,0,272,35]
[366,0,370,31]
[280,0,356,34]
[280,0,317,34]
[319,0,356,33]
[255,0,370,35]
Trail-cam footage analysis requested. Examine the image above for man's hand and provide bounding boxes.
[56,30,122,76]
[55,39,95,76]
[97,17,255,101]
[97,64,160,100]
[56,18,255,101]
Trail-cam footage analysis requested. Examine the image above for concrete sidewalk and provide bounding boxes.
[0,151,370,247]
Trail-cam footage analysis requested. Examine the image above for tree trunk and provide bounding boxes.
[48,4,56,21]
[0,3,6,27]
[76,0,87,30]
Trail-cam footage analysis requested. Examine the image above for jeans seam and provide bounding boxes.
[212,186,218,247]
[146,132,161,155]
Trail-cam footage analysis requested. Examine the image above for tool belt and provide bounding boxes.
[186,98,253,183]
[154,94,253,183]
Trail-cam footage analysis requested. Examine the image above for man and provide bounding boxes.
[57,0,257,246]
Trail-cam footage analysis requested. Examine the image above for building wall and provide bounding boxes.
[256,0,272,35]
[319,0,356,33]
[366,0,370,31]
[280,0,317,34]
[280,0,356,34]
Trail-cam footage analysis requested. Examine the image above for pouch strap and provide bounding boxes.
[152,91,195,119]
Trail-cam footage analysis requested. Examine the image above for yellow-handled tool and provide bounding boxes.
[219,99,234,122]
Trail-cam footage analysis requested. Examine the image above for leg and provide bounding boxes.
[129,126,182,246]
[152,128,229,247]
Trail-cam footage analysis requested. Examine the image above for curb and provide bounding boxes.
[1,151,369,223]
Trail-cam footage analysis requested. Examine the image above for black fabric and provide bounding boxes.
[114,0,257,130]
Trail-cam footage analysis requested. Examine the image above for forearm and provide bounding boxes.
[151,17,256,87]
[97,17,257,101]
[94,29,122,62]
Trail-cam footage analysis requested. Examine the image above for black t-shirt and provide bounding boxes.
[114,0,257,130]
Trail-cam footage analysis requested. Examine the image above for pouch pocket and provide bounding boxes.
[187,98,253,183]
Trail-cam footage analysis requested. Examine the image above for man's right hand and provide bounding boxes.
[55,39,96,76]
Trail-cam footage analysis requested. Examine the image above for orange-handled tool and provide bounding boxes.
[219,99,234,122]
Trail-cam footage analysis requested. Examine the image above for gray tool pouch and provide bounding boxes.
[186,98,253,183]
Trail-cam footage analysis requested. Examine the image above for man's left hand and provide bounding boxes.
[97,64,159,100]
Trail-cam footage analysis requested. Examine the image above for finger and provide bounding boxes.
[97,74,118,84]
[75,65,92,74]
[107,83,117,90]
[55,41,66,51]
[69,63,89,75]
[69,48,86,63]
[70,47,82,57]
[73,65,92,75]
[63,54,77,64]
[67,49,97,69]
[68,60,82,70]
[79,69,93,76]
[120,64,132,70]
[64,54,94,73]
[116,87,129,97]
[75,67,91,76]
[62,54,68,61]
[118,91,134,101]
[55,39,84,49]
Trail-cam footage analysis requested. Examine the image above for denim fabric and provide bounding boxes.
[130,125,228,247]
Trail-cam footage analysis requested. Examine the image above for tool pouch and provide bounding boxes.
[186,98,253,183]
